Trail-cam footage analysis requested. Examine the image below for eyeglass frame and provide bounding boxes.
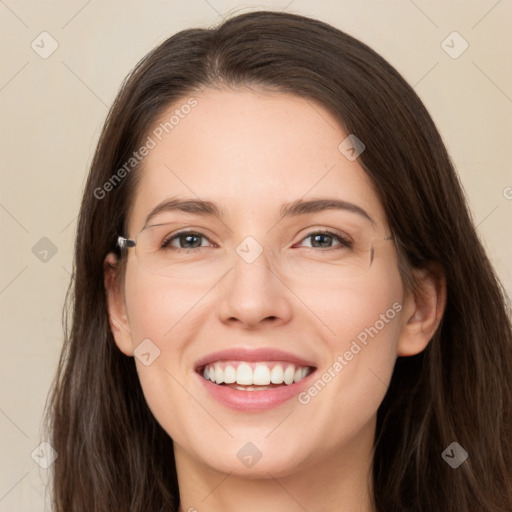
[116,228,397,263]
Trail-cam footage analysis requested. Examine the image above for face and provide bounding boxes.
[107,87,409,479]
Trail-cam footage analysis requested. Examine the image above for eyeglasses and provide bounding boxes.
[117,222,395,280]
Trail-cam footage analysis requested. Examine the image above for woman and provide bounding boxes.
[44,10,512,512]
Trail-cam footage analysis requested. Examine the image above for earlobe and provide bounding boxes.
[397,266,446,357]
[103,252,134,357]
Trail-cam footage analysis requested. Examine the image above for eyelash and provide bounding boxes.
[161,230,353,252]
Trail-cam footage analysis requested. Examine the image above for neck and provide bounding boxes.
[175,418,377,512]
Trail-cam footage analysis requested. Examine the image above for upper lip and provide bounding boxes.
[194,347,317,371]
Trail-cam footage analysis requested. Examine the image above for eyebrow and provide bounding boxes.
[142,196,375,229]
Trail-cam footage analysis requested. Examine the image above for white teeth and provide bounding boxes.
[294,367,308,383]
[253,364,271,385]
[224,365,236,384]
[201,361,312,387]
[283,365,295,385]
[233,385,274,391]
[215,365,224,384]
[236,363,253,385]
[270,365,284,384]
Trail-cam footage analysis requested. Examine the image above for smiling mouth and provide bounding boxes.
[197,361,315,391]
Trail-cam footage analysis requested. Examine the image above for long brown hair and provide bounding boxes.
[43,10,512,511]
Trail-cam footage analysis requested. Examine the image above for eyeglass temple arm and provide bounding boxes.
[117,236,136,250]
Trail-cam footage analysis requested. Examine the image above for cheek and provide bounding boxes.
[334,268,403,379]
[291,260,404,355]
[292,268,403,444]
[122,267,210,439]
[123,264,208,345]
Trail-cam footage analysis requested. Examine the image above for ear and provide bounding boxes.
[397,265,446,356]
[104,252,134,357]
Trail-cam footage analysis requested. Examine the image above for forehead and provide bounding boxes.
[127,88,387,234]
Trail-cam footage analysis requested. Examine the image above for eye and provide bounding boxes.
[295,231,353,250]
[162,231,213,251]
[159,229,353,252]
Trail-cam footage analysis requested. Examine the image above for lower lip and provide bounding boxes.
[197,371,316,412]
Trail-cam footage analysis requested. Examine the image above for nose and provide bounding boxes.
[217,243,293,330]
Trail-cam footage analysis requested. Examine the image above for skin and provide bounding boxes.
[104,87,446,512]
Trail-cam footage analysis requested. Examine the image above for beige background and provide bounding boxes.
[0,0,511,510]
